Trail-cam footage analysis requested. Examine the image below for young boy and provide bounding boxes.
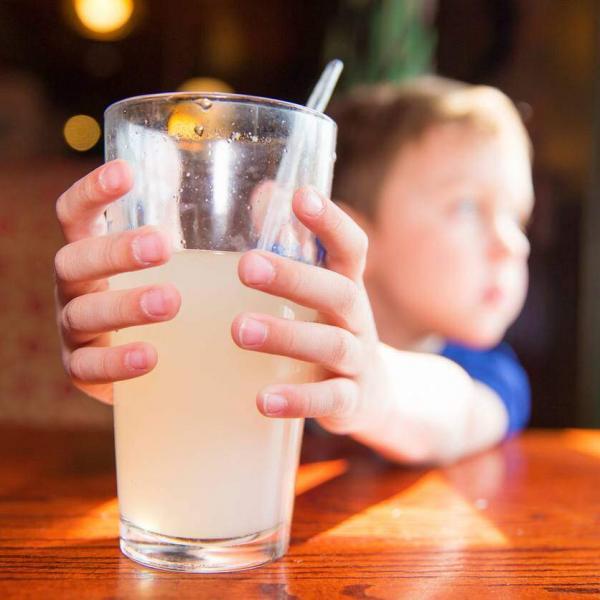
[54,76,533,464]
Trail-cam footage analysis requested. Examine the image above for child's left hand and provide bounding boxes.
[232,187,389,435]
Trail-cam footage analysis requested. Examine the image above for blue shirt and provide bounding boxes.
[440,342,531,436]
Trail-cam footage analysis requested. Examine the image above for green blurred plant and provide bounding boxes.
[324,0,436,89]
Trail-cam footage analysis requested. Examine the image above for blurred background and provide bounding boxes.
[0,0,598,429]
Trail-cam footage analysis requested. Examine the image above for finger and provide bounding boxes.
[256,378,359,423]
[67,342,157,384]
[231,313,362,377]
[56,159,134,243]
[55,225,171,303]
[292,187,369,281]
[238,250,369,333]
[61,284,181,346]
[249,179,277,233]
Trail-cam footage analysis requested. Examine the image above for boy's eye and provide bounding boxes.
[452,198,481,218]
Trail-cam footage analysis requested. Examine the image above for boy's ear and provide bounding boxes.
[335,199,374,236]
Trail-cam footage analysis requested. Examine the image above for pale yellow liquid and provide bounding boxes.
[111,250,314,539]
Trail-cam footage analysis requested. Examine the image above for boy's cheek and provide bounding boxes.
[370,227,517,330]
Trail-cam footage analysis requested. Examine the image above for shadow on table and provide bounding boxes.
[292,431,426,544]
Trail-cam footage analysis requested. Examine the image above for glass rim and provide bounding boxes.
[105,91,335,125]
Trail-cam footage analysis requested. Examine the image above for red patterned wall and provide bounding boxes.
[0,158,112,428]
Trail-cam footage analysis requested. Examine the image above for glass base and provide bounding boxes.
[119,518,288,573]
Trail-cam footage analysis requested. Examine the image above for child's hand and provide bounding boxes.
[232,188,386,435]
[54,160,181,403]
[54,162,383,435]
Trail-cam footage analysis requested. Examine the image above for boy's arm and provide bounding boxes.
[346,345,510,464]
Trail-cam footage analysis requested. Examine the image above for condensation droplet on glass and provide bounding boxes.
[228,131,241,143]
[185,171,190,177]
[198,98,213,111]
[194,124,205,137]
[251,134,258,143]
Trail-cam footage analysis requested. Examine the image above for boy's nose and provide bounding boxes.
[488,215,530,261]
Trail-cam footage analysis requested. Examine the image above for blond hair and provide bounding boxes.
[328,76,531,218]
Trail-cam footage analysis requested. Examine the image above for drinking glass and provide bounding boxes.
[104,92,336,572]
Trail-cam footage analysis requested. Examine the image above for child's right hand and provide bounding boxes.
[54,160,181,403]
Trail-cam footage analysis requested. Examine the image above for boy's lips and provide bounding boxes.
[482,285,505,305]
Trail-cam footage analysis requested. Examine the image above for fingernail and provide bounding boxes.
[263,393,288,416]
[243,254,275,285]
[126,350,147,370]
[239,318,267,347]
[99,163,122,193]
[301,188,324,216]
[141,288,168,317]
[133,232,164,264]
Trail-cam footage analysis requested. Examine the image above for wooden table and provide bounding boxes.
[0,427,599,599]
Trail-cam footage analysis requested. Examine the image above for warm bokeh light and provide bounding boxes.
[63,114,101,151]
[71,0,136,40]
[167,102,206,141]
[177,77,233,94]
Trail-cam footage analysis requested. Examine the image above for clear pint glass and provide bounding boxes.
[104,93,336,572]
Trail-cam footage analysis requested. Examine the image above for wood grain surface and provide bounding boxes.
[0,427,599,599]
